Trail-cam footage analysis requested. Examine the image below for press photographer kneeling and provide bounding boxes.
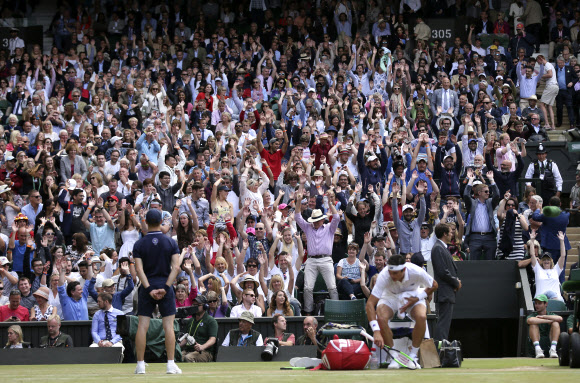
[179,295,218,363]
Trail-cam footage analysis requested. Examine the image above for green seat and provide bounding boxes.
[324,299,368,328]
[547,299,567,312]
[562,269,580,293]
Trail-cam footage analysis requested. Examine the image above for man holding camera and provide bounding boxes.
[265,314,295,346]
[180,295,218,363]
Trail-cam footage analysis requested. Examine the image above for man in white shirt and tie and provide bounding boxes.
[525,143,563,202]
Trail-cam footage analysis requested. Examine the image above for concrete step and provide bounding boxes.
[43,37,53,55]
[566,233,580,241]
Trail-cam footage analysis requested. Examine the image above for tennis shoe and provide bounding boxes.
[535,348,545,359]
[166,365,182,374]
[387,359,400,369]
[549,349,558,358]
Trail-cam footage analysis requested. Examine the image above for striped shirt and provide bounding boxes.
[472,200,492,232]
[516,62,544,99]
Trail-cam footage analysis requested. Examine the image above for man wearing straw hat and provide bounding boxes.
[294,189,340,315]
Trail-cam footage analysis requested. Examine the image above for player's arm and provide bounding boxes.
[424,279,438,298]
[134,258,151,291]
[365,294,383,346]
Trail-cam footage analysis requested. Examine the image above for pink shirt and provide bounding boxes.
[495,145,516,171]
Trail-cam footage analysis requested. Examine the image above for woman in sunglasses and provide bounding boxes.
[496,193,528,261]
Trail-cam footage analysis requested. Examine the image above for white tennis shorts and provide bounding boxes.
[377,290,426,320]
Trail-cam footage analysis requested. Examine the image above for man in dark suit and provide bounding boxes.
[431,223,461,341]
[478,95,502,129]
[117,84,143,128]
[549,20,570,59]
[554,56,577,128]
[93,52,111,74]
[474,11,493,35]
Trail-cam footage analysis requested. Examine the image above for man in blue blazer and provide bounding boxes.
[532,196,570,282]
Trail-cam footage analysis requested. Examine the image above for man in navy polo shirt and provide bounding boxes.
[133,209,183,375]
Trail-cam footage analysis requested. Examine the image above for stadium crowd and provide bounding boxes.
[0,0,578,360]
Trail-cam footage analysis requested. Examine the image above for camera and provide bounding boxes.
[178,333,196,346]
[261,339,280,361]
[176,306,199,318]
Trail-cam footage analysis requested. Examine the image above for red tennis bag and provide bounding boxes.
[321,336,371,370]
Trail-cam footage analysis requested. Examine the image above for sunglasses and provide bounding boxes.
[506,204,515,207]
[208,300,218,303]
[244,294,255,297]
[247,264,258,268]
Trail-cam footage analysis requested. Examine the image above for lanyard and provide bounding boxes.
[188,316,203,337]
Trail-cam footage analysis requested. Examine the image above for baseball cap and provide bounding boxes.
[278,203,288,210]
[367,154,378,162]
[0,256,9,265]
[516,23,524,29]
[417,154,428,163]
[4,155,15,161]
[534,294,548,302]
[307,88,315,93]
[102,279,115,288]
[146,209,163,224]
[107,195,119,202]
[194,294,208,305]
[402,204,415,212]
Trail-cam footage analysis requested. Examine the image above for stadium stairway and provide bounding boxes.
[29,2,55,54]
[566,226,580,278]
[533,43,574,142]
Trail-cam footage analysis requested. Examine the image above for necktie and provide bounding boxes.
[74,103,78,109]
[443,90,448,111]
[15,99,21,114]
[104,311,112,340]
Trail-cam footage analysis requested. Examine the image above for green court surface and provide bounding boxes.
[1,359,578,382]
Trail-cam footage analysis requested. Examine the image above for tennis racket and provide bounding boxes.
[359,329,419,370]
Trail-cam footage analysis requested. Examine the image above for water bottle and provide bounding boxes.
[369,348,379,370]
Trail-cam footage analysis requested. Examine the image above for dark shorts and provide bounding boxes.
[137,284,176,318]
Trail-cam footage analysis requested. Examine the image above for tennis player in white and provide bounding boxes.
[366,254,438,368]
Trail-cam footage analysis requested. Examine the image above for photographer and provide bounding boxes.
[180,295,218,363]
[264,314,295,346]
